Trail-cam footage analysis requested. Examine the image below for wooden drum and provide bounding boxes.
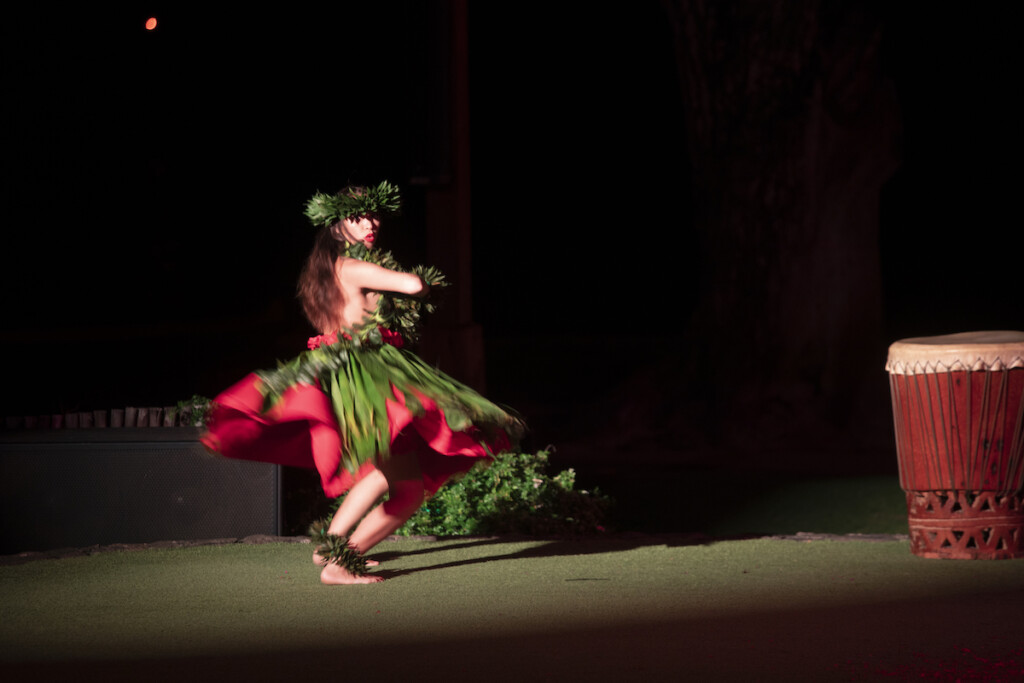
[886,331,1024,559]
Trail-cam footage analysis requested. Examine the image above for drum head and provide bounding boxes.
[886,330,1024,375]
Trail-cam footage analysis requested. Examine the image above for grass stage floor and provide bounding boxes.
[2,534,1023,682]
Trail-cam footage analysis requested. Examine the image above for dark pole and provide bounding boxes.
[421,0,486,391]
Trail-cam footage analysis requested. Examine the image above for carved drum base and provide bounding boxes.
[906,491,1024,559]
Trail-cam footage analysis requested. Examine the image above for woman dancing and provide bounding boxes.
[202,181,522,584]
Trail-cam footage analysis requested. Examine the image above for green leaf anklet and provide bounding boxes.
[308,519,369,576]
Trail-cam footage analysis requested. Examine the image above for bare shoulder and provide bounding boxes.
[337,257,425,296]
[336,257,391,279]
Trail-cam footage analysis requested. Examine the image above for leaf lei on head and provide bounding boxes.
[304,181,402,228]
[343,242,447,345]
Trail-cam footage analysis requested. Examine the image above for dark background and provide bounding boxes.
[2,3,1020,479]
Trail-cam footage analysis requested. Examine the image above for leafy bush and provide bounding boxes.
[395,449,613,536]
[176,395,212,427]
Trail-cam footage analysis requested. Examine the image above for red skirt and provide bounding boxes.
[201,373,509,498]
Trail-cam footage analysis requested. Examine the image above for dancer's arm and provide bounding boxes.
[339,259,430,296]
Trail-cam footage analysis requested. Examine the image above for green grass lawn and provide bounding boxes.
[3,468,1020,681]
[3,536,1022,681]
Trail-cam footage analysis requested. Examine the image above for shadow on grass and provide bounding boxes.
[369,531,799,579]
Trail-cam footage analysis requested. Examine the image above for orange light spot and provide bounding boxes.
[145,17,158,31]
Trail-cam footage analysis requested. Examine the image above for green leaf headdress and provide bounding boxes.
[304,181,402,229]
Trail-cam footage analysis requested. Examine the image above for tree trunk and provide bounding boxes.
[662,0,901,459]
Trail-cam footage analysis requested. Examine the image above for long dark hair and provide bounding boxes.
[297,225,344,333]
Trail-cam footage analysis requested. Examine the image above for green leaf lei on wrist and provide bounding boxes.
[305,181,402,228]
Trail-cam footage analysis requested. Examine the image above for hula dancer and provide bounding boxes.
[202,181,523,584]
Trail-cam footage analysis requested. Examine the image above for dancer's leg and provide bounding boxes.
[313,468,388,566]
[327,468,388,536]
[348,450,424,552]
[321,451,424,585]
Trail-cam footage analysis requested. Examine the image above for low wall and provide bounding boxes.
[0,428,280,554]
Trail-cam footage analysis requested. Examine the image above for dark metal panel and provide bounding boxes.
[0,434,280,554]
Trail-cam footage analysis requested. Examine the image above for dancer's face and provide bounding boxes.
[339,215,380,247]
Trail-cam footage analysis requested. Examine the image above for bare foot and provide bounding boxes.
[320,563,383,585]
[313,551,378,567]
